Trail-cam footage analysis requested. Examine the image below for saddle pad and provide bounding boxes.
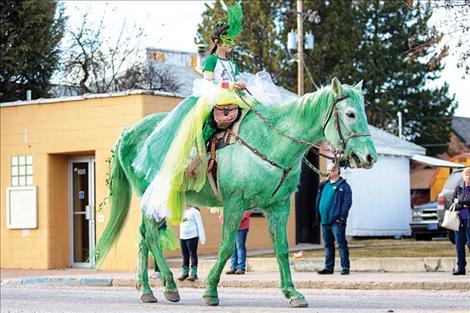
[207,110,248,200]
[214,110,248,150]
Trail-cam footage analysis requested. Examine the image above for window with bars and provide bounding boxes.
[11,155,33,186]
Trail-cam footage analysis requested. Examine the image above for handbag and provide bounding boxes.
[441,202,460,231]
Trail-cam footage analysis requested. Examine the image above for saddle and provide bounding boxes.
[213,104,240,129]
[185,106,248,200]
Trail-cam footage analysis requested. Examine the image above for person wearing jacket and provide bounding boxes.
[178,207,206,281]
[452,167,470,275]
[315,163,352,275]
[226,211,251,275]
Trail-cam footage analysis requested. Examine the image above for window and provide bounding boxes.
[11,155,33,186]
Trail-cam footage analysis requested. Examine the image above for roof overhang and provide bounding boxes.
[411,154,465,168]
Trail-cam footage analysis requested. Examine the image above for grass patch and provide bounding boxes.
[259,239,457,258]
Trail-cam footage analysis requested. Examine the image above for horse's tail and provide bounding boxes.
[95,143,132,267]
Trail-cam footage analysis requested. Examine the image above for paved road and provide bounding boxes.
[1,286,469,313]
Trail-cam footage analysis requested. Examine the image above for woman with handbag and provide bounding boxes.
[452,167,470,275]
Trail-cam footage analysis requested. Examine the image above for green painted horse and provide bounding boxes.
[95,77,377,308]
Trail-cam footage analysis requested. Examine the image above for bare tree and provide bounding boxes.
[404,0,470,77]
[115,63,181,94]
[57,12,180,95]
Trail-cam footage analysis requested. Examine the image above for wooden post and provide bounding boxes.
[297,0,304,96]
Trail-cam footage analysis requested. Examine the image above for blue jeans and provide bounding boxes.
[455,219,470,272]
[322,223,350,271]
[230,229,249,271]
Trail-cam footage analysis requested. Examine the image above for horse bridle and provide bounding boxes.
[321,95,371,159]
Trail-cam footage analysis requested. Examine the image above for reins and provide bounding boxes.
[228,89,370,196]
[235,90,350,175]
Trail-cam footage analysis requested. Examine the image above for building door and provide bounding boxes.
[295,150,320,244]
[69,157,96,268]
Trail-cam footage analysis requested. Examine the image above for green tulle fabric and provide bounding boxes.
[158,225,179,251]
[132,96,199,182]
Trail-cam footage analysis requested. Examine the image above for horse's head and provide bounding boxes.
[322,77,378,169]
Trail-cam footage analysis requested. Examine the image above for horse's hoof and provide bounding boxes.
[289,297,308,308]
[203,295,219,306]
[140,292,158,303]
[164,290,180,302]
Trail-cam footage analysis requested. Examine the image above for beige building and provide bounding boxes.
[1,91,317,271]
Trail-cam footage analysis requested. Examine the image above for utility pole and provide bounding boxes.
[297,0,304,96]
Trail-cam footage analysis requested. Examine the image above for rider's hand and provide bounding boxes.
[233,81,246,91]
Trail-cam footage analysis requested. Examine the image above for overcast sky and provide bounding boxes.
[62,0,469,118]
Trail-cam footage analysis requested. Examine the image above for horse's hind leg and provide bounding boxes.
[203,199,245,306]
[144,217,180,302]
[136,221,158,303]
[265,201,308,308]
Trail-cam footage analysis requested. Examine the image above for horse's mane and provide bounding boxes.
[251,84,362,132]
[254,86,333,123]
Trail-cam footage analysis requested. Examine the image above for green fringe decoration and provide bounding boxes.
[158,226,179,251]
[226,1,243,38]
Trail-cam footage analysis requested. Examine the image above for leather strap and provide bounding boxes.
[208,136,217,173]
[227,128,291,197]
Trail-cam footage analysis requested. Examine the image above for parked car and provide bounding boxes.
[437,168,464,244]
[410,201,447,240]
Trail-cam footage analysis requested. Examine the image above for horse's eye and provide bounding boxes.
[346,112,356,119]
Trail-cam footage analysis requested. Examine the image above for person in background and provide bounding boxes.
[315,163,352,275]
[178,207,206,281]
[452,167,470,275]
[225,211,251,275]
[150,259,160,279]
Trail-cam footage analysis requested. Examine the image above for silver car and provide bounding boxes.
[437,169,464,243]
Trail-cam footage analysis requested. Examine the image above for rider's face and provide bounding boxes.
[219,43,233,54]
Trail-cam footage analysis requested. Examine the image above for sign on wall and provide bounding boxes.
[6,186,37,229]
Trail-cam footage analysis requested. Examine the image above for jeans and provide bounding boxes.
[230,229,249,271]
[455,219,470,272]
[322,223,350,271]
[180,237,199,268]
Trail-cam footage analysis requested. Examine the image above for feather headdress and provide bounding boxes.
[226,1,243,39]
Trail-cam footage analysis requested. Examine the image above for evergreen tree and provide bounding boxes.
[0,0,66,102]
[279,0,364,92]
[354,0,456,155]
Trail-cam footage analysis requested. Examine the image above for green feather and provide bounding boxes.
[226,2,243,38]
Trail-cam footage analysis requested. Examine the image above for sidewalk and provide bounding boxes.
[2,267,469,291]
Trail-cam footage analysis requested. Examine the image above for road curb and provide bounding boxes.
[3,277,469,291]
[1,277,112,287]
[232,257,467,273]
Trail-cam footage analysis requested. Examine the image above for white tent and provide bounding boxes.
[342,126,425,237]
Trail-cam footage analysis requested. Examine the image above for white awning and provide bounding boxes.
[411,154,465,168]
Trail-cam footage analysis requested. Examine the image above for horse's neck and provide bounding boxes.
[248,92,328,168]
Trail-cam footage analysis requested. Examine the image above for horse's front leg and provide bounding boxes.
[203,199,245,306]
[144,217,180,302]
[265,200,308,308]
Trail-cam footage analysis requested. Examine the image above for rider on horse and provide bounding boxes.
[132,2,250,224]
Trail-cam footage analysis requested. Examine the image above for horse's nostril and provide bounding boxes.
[367,154,375,164]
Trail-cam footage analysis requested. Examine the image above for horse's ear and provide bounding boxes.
[354,80,363,91]
[331,77,343,97]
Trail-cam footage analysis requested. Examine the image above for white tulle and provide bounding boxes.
[140,172,170,222]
